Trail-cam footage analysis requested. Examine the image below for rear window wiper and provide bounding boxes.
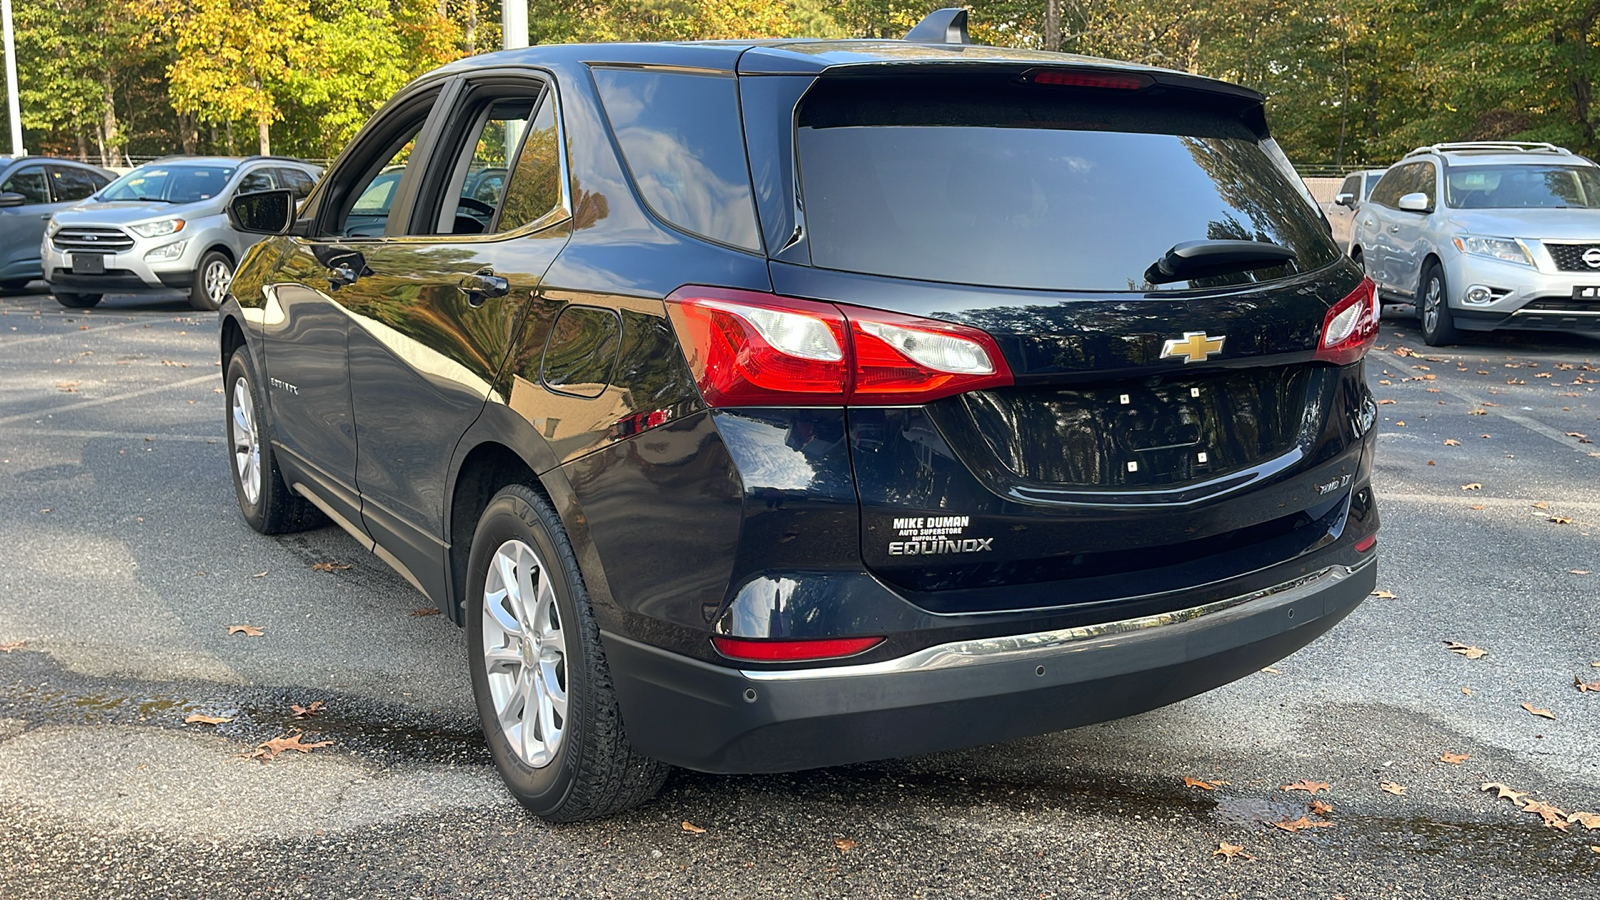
[1145,240,1296,284]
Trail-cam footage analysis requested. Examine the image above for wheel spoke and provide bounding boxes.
[483,593,523,639]
[540,656,568,721]
[483,643,522,672]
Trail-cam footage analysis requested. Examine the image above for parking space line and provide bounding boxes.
[3,428,221,444]
[1379,491,1600,511]
[1,317,169,348]
[0,373,219,427]
[1431,383,1599,456]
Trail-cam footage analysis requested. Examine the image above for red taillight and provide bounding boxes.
[712,635,884,663]
[1354,534,1377,553]
[1314,278,1379,366]
[665,287,1014,407]
[1027,68,1153,90]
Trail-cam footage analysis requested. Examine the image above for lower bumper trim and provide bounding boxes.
[604,559,1376,773]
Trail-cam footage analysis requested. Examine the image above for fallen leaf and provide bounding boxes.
[0,640,24,653]
[1309,800,1333,816]
[1462,687,1474,696]
[1259,666,1282,674]
[1567,811,1600,830]
[1444,641,1487,659]
[1470,408,1488,415]
[245,731,332,762]
[1461,483,1483,491]
[409,607,441,617]
[1532,501,1549,509]
[1427,460,1436,466]
[1183,776,1218,791]
[1372,590,1397,599]
[1567,432,1589,439]
[251,571,268,578]
[1575,676,1600,693]
[1482,783,1530,804]
[1272,815,1335,833]
[1521,703,1556,720]
[1569,570,1593,575]
[1395,421,1406,426]
[1378,399,1397,405]
[1549,516,1573,525]
[184,714,233,725]
[227,625,265,637]
[310,561,353,572]
[681,821,706,834]
[1470,504,1485,510]
[1439,752,1470,765]
[1380,782,1407,796]
[834,838,856,852]
[1443,439,1462,446]
[1213,841,1255,861]
[1522,800,1571,831]
[291,700,325,719]
[1281,779,1331,795]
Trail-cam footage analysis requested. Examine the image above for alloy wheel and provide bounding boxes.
[230,378,261,506]
[205,259,233,307]
[1422,275,1442,334]
[482,539,569,768]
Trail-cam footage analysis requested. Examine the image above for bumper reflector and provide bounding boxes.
[1354,534,1377,553]
[713,636,885,663]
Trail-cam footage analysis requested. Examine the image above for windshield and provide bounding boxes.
[794,77,1338,292]
[1444,165,1600,209]
[99,165,236,203]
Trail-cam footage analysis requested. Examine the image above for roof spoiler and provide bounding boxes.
[904,8,970,45]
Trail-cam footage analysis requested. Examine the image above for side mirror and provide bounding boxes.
[1334,192,1356,209]
[0,191,26,208]
[1397,192,1432,213]
[228,188,294,235]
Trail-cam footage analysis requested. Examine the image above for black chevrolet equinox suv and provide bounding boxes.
[220,10,1381,821]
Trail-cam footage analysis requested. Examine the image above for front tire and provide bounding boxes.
[190,250,233,312]
[53,291,101,309]
[1419,261,1461,346]
[225,350,324,534]
[467,484,669,822]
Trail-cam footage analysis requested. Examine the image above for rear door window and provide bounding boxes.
[793,76,1338,292]
[48,166,106,202]
[2,165,49,203]
[593,67,760,251]
[238,168,276,194]
[274,167,316,199]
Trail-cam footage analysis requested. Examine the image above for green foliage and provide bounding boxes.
[8,0,1600,167]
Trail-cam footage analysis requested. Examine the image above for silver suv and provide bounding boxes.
[1352,141,1600,345]
[43,156,320,311]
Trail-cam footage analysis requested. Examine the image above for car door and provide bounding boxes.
[338,72,572,598]
[1388,160,1436,295]
[1327,173,1361,248]
[1358,164,1413,292]
[254,87,456,538]
[0,163,63,284]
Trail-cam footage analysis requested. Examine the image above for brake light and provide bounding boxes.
[665,287,1013,406]
[1027,69,1154,90]
[712,635,884,662]
[1314,278,1379,366]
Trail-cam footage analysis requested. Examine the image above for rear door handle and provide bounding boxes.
[458,270,509,307]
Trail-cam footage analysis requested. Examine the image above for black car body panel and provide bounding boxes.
[221,34,1379,778]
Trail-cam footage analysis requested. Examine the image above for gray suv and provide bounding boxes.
[1352,141,1600,345]
[43,156,320,310]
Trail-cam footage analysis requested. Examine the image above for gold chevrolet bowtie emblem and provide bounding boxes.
[1160,331,1225,364]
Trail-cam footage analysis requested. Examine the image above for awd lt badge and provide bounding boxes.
[1161,331,1225,364]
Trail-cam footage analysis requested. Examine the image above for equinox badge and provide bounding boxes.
[1160,331,1225,364]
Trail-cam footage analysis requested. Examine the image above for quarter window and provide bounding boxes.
[238,169,276,194]
[49,166,106,201]
[593,67,760,251]
[495,96,562,233]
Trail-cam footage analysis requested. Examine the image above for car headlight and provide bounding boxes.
[144,240,188,262]
[1452,234,1532,266]
[129,218,185,238]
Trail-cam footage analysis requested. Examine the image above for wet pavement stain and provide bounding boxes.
[0,648,489,767]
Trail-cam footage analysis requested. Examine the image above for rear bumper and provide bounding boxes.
[605,558,1374,773]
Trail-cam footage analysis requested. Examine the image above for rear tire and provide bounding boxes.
[467,484,670,823]
[1419,261,1461,346]
[225,350,324,534]
[53,292,101,309]
[190,250,233,312]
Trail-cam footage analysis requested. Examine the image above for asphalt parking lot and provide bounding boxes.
[1,288,1597,898]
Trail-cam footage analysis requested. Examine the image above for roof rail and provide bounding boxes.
[904,8,970,45]
[1405,141,1570,158]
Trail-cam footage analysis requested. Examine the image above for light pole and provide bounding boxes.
[502,0,527,50]
[1,0,22,156]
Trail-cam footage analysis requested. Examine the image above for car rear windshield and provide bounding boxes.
[99,165,236,203]
[1444,165,1600,209]
[794,76,1338,292]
